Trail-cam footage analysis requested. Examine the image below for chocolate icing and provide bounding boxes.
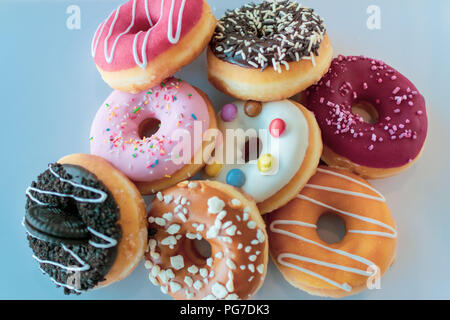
[210,1,326,72]
[25,163,121,294]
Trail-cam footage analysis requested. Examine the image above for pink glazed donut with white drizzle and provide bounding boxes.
[303,55,428,179]
[91,0,216,93]
[90,78,217,195]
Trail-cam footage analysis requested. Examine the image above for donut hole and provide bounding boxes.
[351,101,379,124]
[244,137,263,163]
[192,238,212,259]
[139,118,161,139]
[316,213,346,244]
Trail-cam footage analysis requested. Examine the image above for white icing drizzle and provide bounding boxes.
[25,166,107,205]
[33,243,90,272]
[307,168,386,202]
[144,0,153,26]
[91,20,107,58]
[42,267,82,293]
[270,168,397,292]
[103,0,138,64]
[167,0,186,43]
[24,218,87,291]
[25,165,119,291]
[91,0,187,69]
[133,0,165,69]
[88,227,118,249]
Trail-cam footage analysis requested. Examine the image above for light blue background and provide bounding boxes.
[1,0,449,299]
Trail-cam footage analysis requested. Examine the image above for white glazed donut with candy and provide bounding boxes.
[203,100,323,214]
[91,0,216,93]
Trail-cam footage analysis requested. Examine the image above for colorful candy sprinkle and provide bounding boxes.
[221,103,238,122]
[269,118,286,137]
[205,162,223,177]
[244,100,262,117]
[226,169,245,187]
[257,154,274,173]
[133,107,141,114]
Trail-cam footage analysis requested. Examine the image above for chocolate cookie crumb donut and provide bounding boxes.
[207,1,333,101]
[24,154,147,294]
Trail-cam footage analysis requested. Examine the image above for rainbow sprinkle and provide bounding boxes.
[133,107,141,114]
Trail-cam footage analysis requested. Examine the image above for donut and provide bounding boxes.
[90,78,217,195]
[144,180,268,300]
[91,0,216,93]
[302,55,428,179]
[203,99,322,214]
[24,154,147,294]
[207,1,333,101]
[266,166,397,298]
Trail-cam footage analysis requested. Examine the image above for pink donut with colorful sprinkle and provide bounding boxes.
[304,55,428,179]
[89,78,217,194]
[91,0,216,93]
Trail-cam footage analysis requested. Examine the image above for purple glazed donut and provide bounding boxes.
[304,55,427,179]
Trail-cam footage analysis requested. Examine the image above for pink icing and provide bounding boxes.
[90,78,210,182]
[91,0,204,71]
[305,55,428,169]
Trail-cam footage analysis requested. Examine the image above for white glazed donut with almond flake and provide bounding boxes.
[144,180,268,300]
[203,99,323,214]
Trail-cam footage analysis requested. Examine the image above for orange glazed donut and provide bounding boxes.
[266,166,397,298]
[144,180,268,300]
[91,0,216,93]
[207,1,333,101]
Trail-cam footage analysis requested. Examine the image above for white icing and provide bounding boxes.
[133,0,165,69]
[26,166,107,205]
[104,0,137,64]
[24,165,119,291]
[270,168,397,292]
[167,0,186,43]
[144,0,153,26]
[33,243,90,272]
[41,267,82,293]
[87,227,118,249]
[307,168,386,202]
[211,100,309,203]
[32,243,90,292]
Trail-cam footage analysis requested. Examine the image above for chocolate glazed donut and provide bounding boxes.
[207,0,333,101]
